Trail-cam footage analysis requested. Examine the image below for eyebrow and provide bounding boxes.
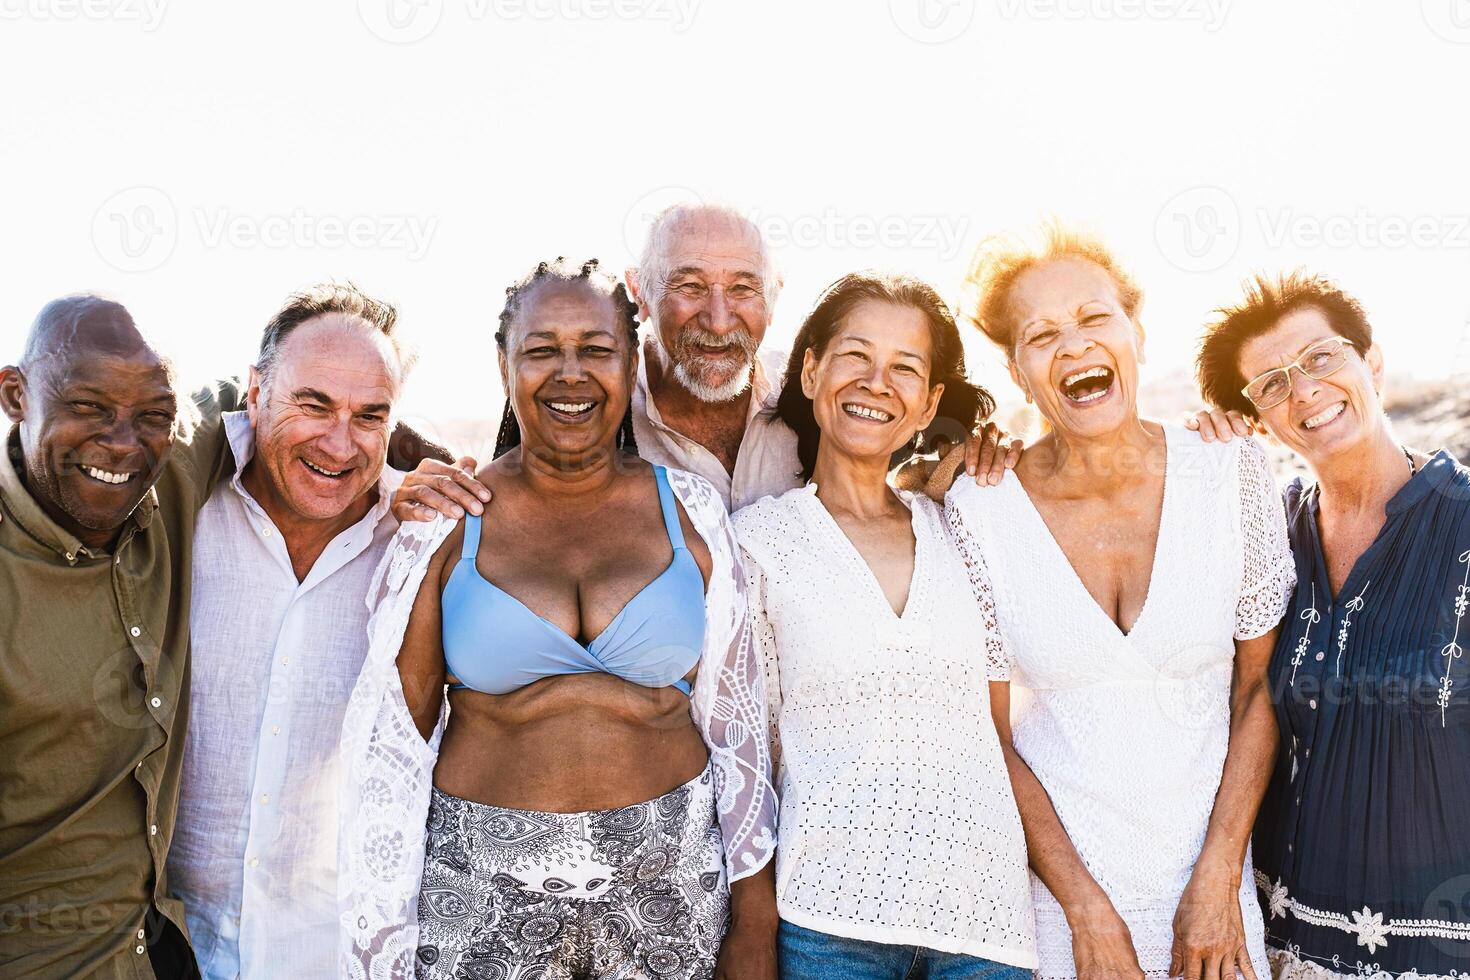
[1292,335,1341,358]
[665,266,762,284]
[521,329,616,341]
[840,335,928,363]
[68,384,175,406]
[293,387,337,406]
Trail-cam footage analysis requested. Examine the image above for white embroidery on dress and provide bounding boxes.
[1438,549,1470,727]
[1292,583,1321,687]
[1255,870,1470,960]
[1337,581,1370,678]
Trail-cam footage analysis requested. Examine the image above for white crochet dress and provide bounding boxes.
[734,486,1037,968]
[945,426,1294,980]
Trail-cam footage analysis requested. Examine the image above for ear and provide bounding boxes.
[1006,356,1031,404]
[624,267,650,319]
[0,366,25,424]
[1365,342,1386,392]
[918,381,944,432]
[245,366,263,430]
[498,347,510,401]
[799,347,819,400]
[1133,317,1147,366]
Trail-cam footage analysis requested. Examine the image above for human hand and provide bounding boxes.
[1069,905,1147,980]
[1183,408,1254,444]
[1171,869,1257,980]
[963,421,1023,486]
[390,456,490,523]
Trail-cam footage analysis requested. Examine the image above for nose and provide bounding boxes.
[94,416,144,461]
[316,414,354,460]
[553,348,589,384]
[1289,365,1324,403]
[1055,323,1096,359]
[702,286,737,336]
[859,359,894,396]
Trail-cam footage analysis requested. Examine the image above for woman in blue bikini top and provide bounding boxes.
[391,257,779,977]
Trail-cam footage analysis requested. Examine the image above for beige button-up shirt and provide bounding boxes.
[630,339,802,512]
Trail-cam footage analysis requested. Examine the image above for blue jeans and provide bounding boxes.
[777,920,1034,980]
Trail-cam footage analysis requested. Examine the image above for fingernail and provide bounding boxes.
[478,491,490,501]
[452,506,465,518]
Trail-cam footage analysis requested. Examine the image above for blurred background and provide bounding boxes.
[2,0,1466,470]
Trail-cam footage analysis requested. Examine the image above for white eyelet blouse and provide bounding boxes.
[734,485,1038,968]
[945,426,1295,980]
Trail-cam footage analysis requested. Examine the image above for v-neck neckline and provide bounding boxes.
[804,484,924,621]
[1005,425,1173,639]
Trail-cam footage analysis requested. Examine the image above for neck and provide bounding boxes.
[811,445,901,519]
[644,338,754,437]
[513,442,622,501]
[1035,414,1159,493]
[240,459,377,575]
[1312,426,1410,514]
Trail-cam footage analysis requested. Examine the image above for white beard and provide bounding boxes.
[673,357,754,403]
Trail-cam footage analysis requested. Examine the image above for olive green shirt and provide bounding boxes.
[0,384,236,979]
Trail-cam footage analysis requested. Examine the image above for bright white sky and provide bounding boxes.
[3,0,1468,448]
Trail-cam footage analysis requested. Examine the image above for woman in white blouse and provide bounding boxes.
[941,226,1295,980]
[733,271,1037,979]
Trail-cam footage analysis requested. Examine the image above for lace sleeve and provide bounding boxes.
[339,515,455,980]
[668,470,778,883]
[1234,438,1296,640]
[945,497,1014,682]
[740,547,784,785]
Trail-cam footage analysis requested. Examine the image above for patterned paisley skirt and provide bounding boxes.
[415,764,729,980]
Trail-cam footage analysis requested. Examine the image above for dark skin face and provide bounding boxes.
[0,307,177,551]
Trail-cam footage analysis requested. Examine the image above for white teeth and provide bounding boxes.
[843,404,894,422]
[548,401,594,414]
[1302,403,1345,430]
[1062,366,1111,386]
[81,465,134,485]
[303,460,346,477]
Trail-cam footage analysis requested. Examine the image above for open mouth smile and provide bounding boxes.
[79,464,137,486]
[842,403,894,424]
[1301,402,1346,431]
[1059,365,1115,405]
[301,459,351,480]
[544,399,598,422]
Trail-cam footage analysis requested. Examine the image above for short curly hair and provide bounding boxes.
[963,220,1144,354]
[1197,270,1374,420]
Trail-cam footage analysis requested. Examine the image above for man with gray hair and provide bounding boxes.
[395,203,803,519]
[167,283,446,980]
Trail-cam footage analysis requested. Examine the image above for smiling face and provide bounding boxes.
[247,313,399,523]
[1005,255,1145,441]
[2,344,177,545]
[500,280,635,466]
[645,211,772,402]
[1237,307,1386,464]
[800,299,942,468]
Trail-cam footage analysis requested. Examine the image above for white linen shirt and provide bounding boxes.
[169,412,405,980]
[630,337,802,511]
[734,486,1037,966]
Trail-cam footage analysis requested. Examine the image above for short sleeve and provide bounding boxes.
[1234,438,1296,640]
[740,547,784,782]
[945,500,1015,681]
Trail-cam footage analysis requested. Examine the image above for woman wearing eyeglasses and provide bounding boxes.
[1191,271,1470,980]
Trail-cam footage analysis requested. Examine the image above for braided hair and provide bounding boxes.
[493,257,642,459]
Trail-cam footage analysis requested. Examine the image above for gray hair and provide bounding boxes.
[256,282,414,396]
[635,203,781,314]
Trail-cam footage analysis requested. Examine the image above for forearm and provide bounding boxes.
[1002,741,1114,922]
[728,862,778,927]
[1195,634,1281,880]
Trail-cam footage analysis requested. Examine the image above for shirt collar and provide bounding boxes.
[634,333,780,434]
[222,410,404,530]
[1385,448,1459,516]
[0,426,155,560]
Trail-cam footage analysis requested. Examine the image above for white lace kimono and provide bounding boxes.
[337,468,778,979]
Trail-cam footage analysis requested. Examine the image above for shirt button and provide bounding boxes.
[1315,651,1325,661]
[271,725,281,735]
[130,626,142,637]
[150,697,161,709]
[137,929,146,940]
[65,551,74,561]
[261,794,270,804]
[136,945,146,955]
[280,656,289,666]
[249,857,259,868]
[1309,698,1318,709]
[150,824,157,835]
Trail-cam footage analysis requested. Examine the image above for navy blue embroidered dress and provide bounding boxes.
[1253,450,1470,979]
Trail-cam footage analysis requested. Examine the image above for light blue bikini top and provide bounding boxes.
[442,465,705,697]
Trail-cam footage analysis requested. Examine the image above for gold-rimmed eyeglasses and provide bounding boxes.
[1241,337,1356,411]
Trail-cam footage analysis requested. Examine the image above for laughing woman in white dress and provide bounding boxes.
[942,228,1295,980]
[734,272,1037,980]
